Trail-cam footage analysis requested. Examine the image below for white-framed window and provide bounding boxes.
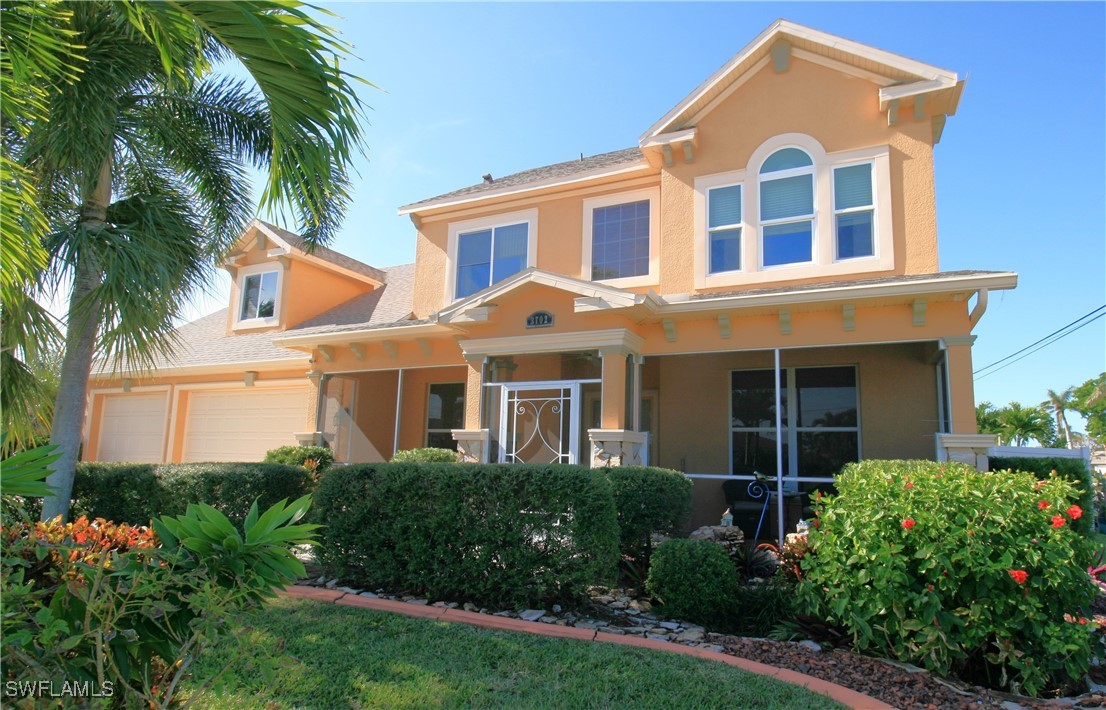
[446,209,537,302]
[693,134,894,289]
[708,183,743,274]
[582,187,660,288]
[759,148,815,268]
[426,382,464,450]
[833,162,875,260]
[234,263,282,329]
[730,366,861,481]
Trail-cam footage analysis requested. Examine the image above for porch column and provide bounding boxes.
[453,355,489,463]
[294,370,325,447]
[599,347,627,430]
[588,347,647,467]
[944,336,978,434]
[936,335,995,469]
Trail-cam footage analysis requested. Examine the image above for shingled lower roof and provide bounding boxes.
[286,263,418,336]
[399,147,646,213]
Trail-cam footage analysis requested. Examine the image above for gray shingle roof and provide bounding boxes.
[400,147,645,211]
[260,221,387,283]
[287,263,419,336]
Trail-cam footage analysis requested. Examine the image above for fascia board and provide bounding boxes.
[657,273,1018,316]
[398,161,653,216]
[92,357,310,380]
[459,328,645,358]
[272,322,447,349]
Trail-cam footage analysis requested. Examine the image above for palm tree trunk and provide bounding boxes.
[41,157,110,522]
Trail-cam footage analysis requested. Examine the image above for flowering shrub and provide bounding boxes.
[799,460,1098,696]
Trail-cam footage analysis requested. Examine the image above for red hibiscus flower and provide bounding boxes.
[1051,514,1066,529]
[901,518,916,530]
[905,482,914,490]
[1008,569,1028,584]
[1067,505,1082,520]
[1037,500,1049,510]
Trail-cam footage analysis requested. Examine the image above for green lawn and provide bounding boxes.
[181,597,843,709]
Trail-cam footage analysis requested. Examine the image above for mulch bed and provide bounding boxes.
[716,636,1105,710]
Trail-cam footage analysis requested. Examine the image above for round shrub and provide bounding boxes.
[390,447,458,463]
[800,459,1097,696]
[604,466,692,564]
[646,539,739,629]
[264,445,335,473]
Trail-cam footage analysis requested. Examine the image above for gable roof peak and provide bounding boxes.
[639,19,962,143]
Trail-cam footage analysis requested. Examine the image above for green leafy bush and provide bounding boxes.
[314,463,618,607]
[70,462,314,528]
[604,466,691,564]
[646,539,739,629]
[799,459,1097,696]
[989,456,1094,534]
[390,447,459,463]
[732,580,796,637]
[1,445,319,707]
[264,444,335,473]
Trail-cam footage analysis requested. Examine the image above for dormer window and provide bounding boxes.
[235,264,282,328]
[759,148,814,268]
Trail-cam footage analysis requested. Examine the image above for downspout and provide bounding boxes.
[968,288,989,327]
[393,368,405,458]
[774,348,785,545]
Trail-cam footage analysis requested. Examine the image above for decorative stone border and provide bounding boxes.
[279,585,892,710]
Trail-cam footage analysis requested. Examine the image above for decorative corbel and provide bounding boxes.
[682,140,694,164]
[662,318,677,343]
[662,144,674,168]
[717,313,731,339]
[912,298,927,327]
[887,99,900,127]
[317,345,335,362]
[842,304,855,332]
[770,39,791,73]
[244,371,258,387]
[779,309,792,335]
[416,338,432,356]
[381,340,398,358]
[349,343,366,360]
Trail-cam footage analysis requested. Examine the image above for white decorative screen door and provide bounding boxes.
[497,381,583,464]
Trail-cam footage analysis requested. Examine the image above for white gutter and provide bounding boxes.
[272,322,448,349]
[398,160,653,216]
[653,272,1017,316]
[91,357,310,380]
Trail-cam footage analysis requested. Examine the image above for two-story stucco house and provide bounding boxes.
[85,20,1014,530]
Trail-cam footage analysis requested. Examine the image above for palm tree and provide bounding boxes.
[976,401,1002,437]
[3,1,366,521]
[996,402,1053,447]
[1043,387,1075,449]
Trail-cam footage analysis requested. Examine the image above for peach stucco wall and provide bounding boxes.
[409,55,941,317]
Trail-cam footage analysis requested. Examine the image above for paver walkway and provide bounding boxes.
[279,585,892,710]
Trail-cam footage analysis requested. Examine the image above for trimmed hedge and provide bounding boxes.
[645,539,739,629]
[989,456,1094,534]
[314,463,619,607]
[71,462,314,528]
[604,466,691,563]
[390,447,459,463]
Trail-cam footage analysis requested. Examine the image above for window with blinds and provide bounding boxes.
[456,222,528,299]
[759,148,814,267]
[708,184,742,273]
[834,163,874,259]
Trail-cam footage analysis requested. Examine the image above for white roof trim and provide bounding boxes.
[640,19,959,142]
[640,127,698,149]
[397,160,653,216]
[656,272,1018,316]
[252,221,384,287]
[272,322,448,349]
[93,356,310,379]
[434,268,640,323]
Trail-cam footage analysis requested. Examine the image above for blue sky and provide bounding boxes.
[192,2,1105,427]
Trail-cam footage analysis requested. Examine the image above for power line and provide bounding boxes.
[974,306,1106,381]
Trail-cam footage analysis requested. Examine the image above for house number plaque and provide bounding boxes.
[525,310,554,329]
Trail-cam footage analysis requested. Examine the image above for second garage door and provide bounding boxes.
[182,387,307,462]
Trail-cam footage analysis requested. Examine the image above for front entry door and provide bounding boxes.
[498,381,582,464]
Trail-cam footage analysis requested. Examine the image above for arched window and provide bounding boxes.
[759,148,814,267]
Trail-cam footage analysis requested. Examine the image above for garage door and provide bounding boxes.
[182,387,306,462]
[98,392,169,462]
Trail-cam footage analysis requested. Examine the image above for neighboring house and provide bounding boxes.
[85,20,1015,528]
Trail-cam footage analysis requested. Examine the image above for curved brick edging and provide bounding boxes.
[278,585,892,710]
